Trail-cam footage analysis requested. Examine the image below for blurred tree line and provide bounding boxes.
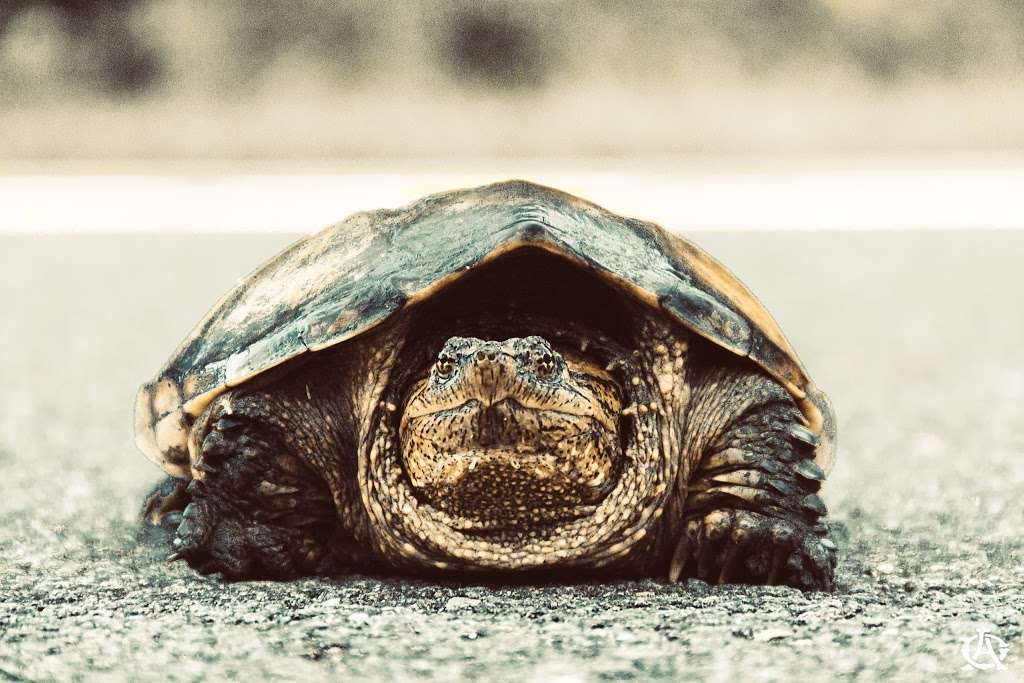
[2,1,1023,157]
[3,0,1023,99]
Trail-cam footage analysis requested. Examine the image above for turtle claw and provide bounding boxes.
[141,476,190,528]
[166,498,332,580]
[679,509,836,591]
[667,533,690,583]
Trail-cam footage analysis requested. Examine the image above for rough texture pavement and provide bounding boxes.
[0,232,1021,681]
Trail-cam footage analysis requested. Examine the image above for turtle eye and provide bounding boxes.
[535,354,556,378]
[435,357,456,380]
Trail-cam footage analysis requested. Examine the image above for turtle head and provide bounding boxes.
[399,335,622,528]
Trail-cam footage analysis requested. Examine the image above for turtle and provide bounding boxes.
[137,179,837,590]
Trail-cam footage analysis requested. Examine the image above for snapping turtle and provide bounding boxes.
[137,180,837,590]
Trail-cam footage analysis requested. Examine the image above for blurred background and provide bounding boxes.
[2,0,1024,159]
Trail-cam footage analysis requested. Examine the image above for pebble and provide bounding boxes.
[445,597,481,611]
[348,612,372,627]
[754,628,792,642]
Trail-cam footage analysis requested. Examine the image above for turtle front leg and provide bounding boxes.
[143,392,360,579]
[673,370,837,591]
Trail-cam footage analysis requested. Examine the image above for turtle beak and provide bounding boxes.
[464,343,517,406]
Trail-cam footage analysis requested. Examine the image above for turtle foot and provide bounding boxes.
[674,509,836,591]
[167,488,328,580]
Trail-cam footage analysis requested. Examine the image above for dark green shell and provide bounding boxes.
[136,180,835,478]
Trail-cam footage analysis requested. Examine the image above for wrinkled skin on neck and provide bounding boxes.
[356,321,689,574]
[399,336,622,529]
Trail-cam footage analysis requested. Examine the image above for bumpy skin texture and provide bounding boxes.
[669,363,835,590]
[145,318,836,590]
[158,394,359,579]
[400,336,622,527]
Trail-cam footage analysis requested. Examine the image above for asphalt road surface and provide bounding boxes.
[0,232,1021,681]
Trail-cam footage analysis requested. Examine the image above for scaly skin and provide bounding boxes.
[399,336,623,528]
[144,321,835,589]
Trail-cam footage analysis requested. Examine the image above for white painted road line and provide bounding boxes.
[2,167,1023,233]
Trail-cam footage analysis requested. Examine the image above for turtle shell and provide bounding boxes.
[136,180,835,479]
